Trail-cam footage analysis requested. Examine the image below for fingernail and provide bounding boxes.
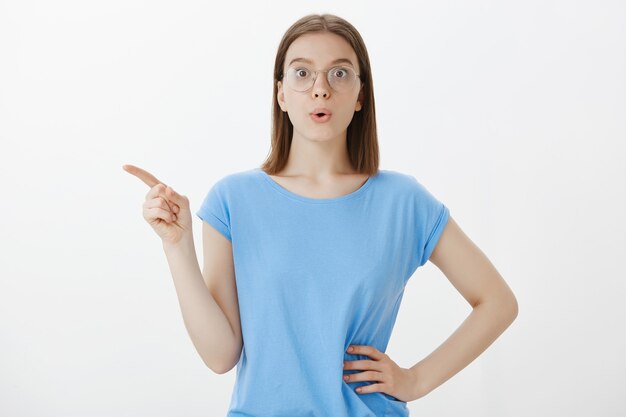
[348,346,353,352]
[343,375,349,381]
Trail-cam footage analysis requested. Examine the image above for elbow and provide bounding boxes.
[495,292,519,323]
[206,350,241,375]
[509,293,519,321]
[203,334,243,375]
[477,290,519,323]
[210,364,231,375]
[501,283,519,321]
[206,359,232,375]
[202,356,222,374]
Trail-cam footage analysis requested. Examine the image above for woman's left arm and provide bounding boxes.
[409,215,519,400]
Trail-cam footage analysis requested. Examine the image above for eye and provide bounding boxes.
[294,68,310,78]
[332,67,349,78]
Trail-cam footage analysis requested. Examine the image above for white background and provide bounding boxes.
[1,1,625,416]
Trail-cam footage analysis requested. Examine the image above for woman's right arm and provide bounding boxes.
[123,164,242,374]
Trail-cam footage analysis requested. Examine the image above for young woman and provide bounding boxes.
[124,13,518,417]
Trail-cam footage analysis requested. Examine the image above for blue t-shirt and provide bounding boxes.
[196,167,450,417]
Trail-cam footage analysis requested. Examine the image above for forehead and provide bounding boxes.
[285,32,358,69]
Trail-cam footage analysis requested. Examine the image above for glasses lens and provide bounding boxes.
[328,67,357,92]
[285,66,357,92]
[287,67,313,92]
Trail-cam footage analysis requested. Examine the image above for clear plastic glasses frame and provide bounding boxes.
[281,65,362,93]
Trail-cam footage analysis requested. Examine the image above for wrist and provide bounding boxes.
[162,235,195,254]
[409,362,431,401]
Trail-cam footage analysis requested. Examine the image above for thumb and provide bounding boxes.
[165,185,187,207]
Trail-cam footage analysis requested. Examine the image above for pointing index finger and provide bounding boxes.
[122,164,168,188]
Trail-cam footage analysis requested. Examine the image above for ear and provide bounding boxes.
[355,85,364,112]
[277,80,287,112]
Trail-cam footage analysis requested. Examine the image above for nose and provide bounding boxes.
[311,72,331,98]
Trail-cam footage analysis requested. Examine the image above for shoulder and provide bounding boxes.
[210,167,261,191]
[375,169,428,193]
[376,170,447,214]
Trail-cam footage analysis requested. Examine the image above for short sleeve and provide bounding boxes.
[195,179,232,241]
[410,176,450,268]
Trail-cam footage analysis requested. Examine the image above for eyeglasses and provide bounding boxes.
[281,65,361,93]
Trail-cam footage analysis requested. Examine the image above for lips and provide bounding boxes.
[311,108,332,117]
[309,107,332,123]
[310,113,332,123]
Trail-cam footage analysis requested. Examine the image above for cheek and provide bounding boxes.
[283,100,304,125]
[282,91,298,110]
[331,110,355,129]
[339,96,361,117]
[283,94,306,116]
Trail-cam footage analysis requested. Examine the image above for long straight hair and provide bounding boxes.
[260,14,380,176]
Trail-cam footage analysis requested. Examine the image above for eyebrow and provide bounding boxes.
[288,57,355,67]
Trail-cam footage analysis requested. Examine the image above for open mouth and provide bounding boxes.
[311,113,332,122]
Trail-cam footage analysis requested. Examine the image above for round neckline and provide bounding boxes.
[257,168,377,204]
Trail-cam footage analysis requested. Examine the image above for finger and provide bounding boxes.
[146,183,167,201]
[355,382,385,394]
[146,184,183,212]
[347,345,386,361]
[146,191,179,217]
[146,207,176,223]
[123,164,167,189]
[145,195,173,213]
[344,359,380,371]
[158,197,178,216]
[343,370,384,383]
[164,185,187,208]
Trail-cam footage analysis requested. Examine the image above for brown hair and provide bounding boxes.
[259,14,379,176]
